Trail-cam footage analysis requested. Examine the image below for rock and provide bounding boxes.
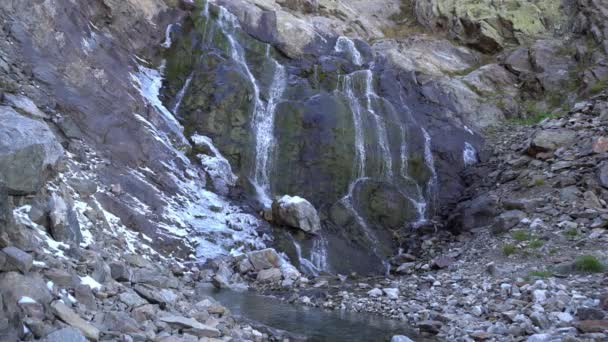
[574,320,608,333]
[527,129,576,157]
[256,268,282,283]
[246,248,281,271]
[2,246,33,273]
[131,269,178,288]
[51,301,100,341]
[598,162,608,189]
[133,284,176,309]
[396,262,416,274]
[159,315,221,338]
[382,288,399,299]
[527,333,552,342]
[118,291,148,307]
[74,285,96,310]
[44,269,79,288]
[367,288,383,297]
[0,272,52,324]
[418,320,442,334]
[272,195,321,234]
[533,290,547,304]
[448,194,499,231]
[67,178,97,198]
[592,137,608,153]
[101,311,141,334]
[48,192,82,245]
[3,93,48,119]
[391,336,414,342]
[212,274,230,289]
[431,256,455,269]
[109,262,132,282]
[491,210,525,234]
[0,106,64,194]
[41,327,87,342]
[578,308,606,320]
[237,258,254,274]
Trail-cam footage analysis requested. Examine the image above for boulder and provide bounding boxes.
[448,194,499,232]
[159,315,220,338]
[246,248,281,271]
[51,301,99,341]
[41,327,87,342]
[272,195,321,234]
[391,336,415,342]
[101,311,141,334]
[256,268,282,283]
[527,129,576,156]
[2,246,33,273]
[109,262,132,282]
[3,93,49,119]
[47,192,82,245]
[0,106,64,194]
[0,272,53,323]
[133,284,177,309]
[598,162,608,189]
[491,210,526,234]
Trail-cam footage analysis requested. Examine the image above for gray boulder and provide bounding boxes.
[391,336,415,342]
[527,129,576,156]
[272,195,321,234]
[491,210,526,234]
[0,106,64,195]
[598,162,608,189]
[41,327,87,342]
[2,246,33,273]
[3,93,49,119]
[47,192,82,245]
[246,248,282,271]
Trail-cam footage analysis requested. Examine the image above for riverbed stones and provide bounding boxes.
[256,268,282,283]
[0,106,64,195]
[272,195,321,234]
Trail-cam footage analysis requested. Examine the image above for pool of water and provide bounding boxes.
[200,288,425,342]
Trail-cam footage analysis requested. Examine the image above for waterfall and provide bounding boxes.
[421,127,439,214]
[251,48,287,207]
[290,235,329,276]
[335,36,363,66]
[172,72,193,115]
[161,24,174,49]
[363,70,393,179]
[342,73,367,178]
[216,7,286,207]
[463,142,478,166]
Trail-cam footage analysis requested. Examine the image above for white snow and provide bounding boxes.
[80,276,102,290]
[18,296,37,304]
[46,281,54,291]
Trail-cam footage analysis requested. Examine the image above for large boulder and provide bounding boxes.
[527,129,577,156]
[245,248,282,271]
[272,195,321,234]
[47,192,82,245]
[0,106,64,195]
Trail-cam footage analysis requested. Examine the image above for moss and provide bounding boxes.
[407,155,432,185]
[529,239,544,248]
[574,255,605,273]
[589,78,608,95]
[526,270,552,280]
[563,228,578,237]
[534,178,545,186]
[502,244,516,256]
[511,230,531,242]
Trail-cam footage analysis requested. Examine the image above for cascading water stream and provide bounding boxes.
[463,142,478,166]
[251,47,287,207]
[215,8,287,207]
[172,72,193,115]
[363,70,393,179]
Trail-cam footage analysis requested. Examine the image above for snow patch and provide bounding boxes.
[80,276,102,290]
[18,296,37,304]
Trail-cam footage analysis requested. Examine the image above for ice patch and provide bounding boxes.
[191,134,237,195]
[47,281,54,291]
[463,142,478,166]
